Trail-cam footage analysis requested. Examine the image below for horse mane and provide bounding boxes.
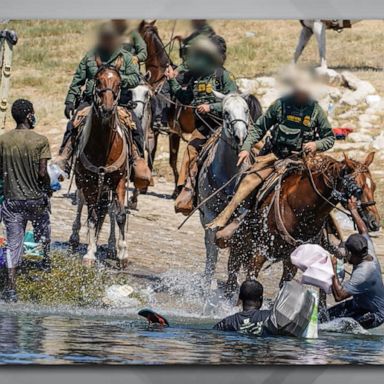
[243,94,262,123]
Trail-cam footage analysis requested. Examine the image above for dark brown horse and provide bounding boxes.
[69,61,130,268]
[226,152,380,295]
[138,20,195,198]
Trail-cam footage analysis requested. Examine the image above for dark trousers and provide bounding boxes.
[2,197,51,268]
[326,299,384,329]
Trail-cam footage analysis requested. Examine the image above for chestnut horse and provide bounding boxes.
[226,152,380,296]
[138,20,195,197]
[69,62,130,268]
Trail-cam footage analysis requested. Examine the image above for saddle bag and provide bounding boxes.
[264,280,315,337]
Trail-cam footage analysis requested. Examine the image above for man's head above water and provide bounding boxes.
[238,279,264,311]
[344,233,370,265]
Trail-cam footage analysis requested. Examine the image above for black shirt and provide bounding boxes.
[213,309,271,335]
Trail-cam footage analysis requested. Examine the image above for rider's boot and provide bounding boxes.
[132,146,152,190]
[174,144,199,215]
[207,164,275,233]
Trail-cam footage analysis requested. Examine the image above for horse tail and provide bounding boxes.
[244,94,262,123]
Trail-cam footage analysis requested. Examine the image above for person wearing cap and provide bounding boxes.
[165,36,237,215]
[56,22,142,174]
[326,197,384,329]
[206,74,335,243]
[213,280,271,334]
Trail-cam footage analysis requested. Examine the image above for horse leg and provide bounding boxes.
[115,177,128,269]
[313,20,327,68]
[279,257,298,288]
[83,205,98,266]
[128,188,140,211]
[293,24,313,63]
[203,228,219,292]
[69,189,84,252]
[225,245,243,299]
[169,132,180,199]
[246,251,264,280]
[108,198,117,260]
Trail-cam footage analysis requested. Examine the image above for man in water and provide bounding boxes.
[213,280,271,334]
[327,197,384,329]
[0,99,51,303]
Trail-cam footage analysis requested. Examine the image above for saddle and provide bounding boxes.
[254,157,304,208]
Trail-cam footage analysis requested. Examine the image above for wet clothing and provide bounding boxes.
[65,47,141,106]
[242,96,335,158]
[0,129,51,200]
[122,30,148,63]
[327,235,384,329]
[213,309,271,335]
[2,197,50,268]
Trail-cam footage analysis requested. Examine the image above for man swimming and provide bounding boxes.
[213,280,271,335]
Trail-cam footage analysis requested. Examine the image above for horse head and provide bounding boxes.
[214,91,262,149]
[342,152,380,232]
[131,83,152,120]
[138,20,170,82]
[93,58,122,118]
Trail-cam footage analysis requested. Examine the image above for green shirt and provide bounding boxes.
[65,47,141,105]
[0,129,51,200]
[168,68,237,116]
[122,30,148,63]
[242,96,335,155]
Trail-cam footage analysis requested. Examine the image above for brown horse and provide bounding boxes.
[69,61,130,268]
[138,20,195,198]
[226,152,380,296]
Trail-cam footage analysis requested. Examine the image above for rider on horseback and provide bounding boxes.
[165,36,238,215]
[111,19,148,65]
[56,23,149,180]
[207,72,336,242]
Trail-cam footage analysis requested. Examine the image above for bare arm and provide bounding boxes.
[347,197,369,236]
[38,158,50,193]
[331,256,352,302]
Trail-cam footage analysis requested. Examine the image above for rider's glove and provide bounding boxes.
[64,102,75,119]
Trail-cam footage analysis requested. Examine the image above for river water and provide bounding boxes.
[1,305,384,365]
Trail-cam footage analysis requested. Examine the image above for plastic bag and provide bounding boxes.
[47,163,66,191]
[264,280,315,337]
[302,289,319,339]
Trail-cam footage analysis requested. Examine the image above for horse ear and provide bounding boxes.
[144,70,152,82]
[213,90,226,100]
[343,152,355,170]
[95,56,102,68]
[364,151,375,167]
[150,19,157,25]
[115,55,123,72]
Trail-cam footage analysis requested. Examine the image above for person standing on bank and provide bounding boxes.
[0,99,52,303]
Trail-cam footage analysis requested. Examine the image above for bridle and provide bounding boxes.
[93,65,122,116]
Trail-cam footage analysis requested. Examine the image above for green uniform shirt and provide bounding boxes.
[122,30,148,63]
[0,129,51,200]
[168,68,237,116]
[65,47,141,105]
[242,96,335,156]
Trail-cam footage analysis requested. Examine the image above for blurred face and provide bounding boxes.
[191,20,207,30]
[292,89,310,104]
[98,34,119,54]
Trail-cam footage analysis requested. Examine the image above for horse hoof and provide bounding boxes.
[107,248,117,260]
[82,258,95,267]
[119,259,129,270]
